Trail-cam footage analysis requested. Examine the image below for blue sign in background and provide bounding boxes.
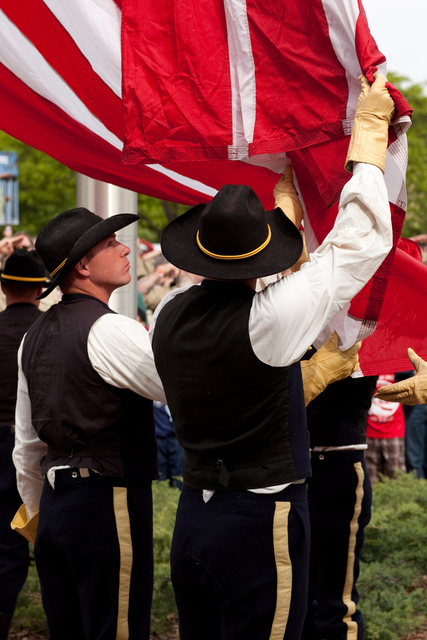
[0,151,19,226]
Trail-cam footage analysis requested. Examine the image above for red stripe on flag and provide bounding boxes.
[0,0,123,138]
[246,0,349,156]
[0,60,282,207]
[359,247,427,375]
[0,62,213,204]
[121,0,233,163]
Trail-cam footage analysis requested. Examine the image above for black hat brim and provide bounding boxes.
[37,213,139,299]
[161,205,303,280]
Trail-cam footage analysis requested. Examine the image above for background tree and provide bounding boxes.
[388,75,427,237]
[0,132,76,237]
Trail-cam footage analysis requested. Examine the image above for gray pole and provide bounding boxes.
[76,174,138,318]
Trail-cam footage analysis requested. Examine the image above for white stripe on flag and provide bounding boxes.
[147,165,219,198]
[0,9,122,149]
[224,0,256,159]
[42,0,122,97]
[321,0,365,119]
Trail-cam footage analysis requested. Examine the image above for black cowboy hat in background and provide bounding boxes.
[34,207,140,299]
[161,184,303,280]
[0,249,49,286]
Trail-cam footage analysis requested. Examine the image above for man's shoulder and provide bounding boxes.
[0,303,43,327]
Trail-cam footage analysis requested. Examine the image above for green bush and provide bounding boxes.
[151,482,180,636]
[359,472,427,640]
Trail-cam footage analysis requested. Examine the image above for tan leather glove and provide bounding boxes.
[374,348,427,405]
[273,166,308,268]
[301,332,361,406]
[291,231,308,273]
[11,504,39,544]
[345,73,395,174]
[273,166,304,228]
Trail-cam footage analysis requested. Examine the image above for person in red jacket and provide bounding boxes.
[365,374,407,484]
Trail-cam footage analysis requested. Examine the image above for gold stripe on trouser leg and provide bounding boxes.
[342,461,364,640]
[113,487,133,640]
[269,502,292,640]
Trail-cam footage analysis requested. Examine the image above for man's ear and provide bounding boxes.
[74,258,90,277]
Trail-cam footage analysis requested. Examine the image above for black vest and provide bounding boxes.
[0,303,43,428]
[21,294,157,481]
[306,375,378,447]
[152,280,310,489]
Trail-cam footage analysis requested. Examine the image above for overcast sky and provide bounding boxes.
[362,0,426,88]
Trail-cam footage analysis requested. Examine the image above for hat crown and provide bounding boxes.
[1,249,47,282]
[198,185,269,257]
[35,208,103,275]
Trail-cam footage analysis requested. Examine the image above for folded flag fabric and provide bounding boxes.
[0,0,419,374]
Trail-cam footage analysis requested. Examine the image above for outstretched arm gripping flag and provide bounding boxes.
[0,0,419,374]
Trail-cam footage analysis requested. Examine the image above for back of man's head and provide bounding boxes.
[0,249,48,307]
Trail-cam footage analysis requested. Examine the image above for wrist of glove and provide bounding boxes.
[374,348,427,405]
[300,332,361,406]
[291,231,309,273]
[345,73,395,174]
[273,166,304,228]
[11,504,39,544]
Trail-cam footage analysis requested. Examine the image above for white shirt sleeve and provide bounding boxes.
[87,313,166,403]
[249,163,393,366]
[13,339,47,517]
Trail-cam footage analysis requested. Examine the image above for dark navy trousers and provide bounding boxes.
[35,470,154,640]
[171,482,310,640]
[302,451,372,640]
[0,428,29,613]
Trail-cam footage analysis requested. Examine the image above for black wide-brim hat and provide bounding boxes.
[161,184,303,280]
[0,249,50,286]
[35,207,140,299]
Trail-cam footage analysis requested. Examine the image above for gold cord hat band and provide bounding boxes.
[50,258,67,277]
[1,274,47,282]
[196,225,271,261]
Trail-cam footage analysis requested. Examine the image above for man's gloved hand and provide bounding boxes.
[11,504,39,544]
[345,73,395,174]
[374,348,427,405]
[273,166,304,228]
[301,332,361,406]
[273,166,308,269]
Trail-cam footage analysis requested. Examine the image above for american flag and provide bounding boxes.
[0,0,421,374]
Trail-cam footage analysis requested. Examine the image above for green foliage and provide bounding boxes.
[137,196,187,244]
[0,130,76,237]
[359,472,427,640]
[12,558,47,635]
[387,74,427,237]
[151,482,180,635]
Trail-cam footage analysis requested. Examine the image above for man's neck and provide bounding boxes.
[204,277,257,291]
[62,282,111,305]
[5,292,40,307]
